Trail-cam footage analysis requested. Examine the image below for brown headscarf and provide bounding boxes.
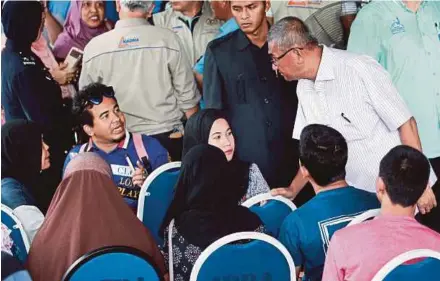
[26,153,167,281]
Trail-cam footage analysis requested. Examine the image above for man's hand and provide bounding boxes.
[50,62,77,85]
[417,186,437,214]
[132,161,147,187]
[271,186,298,200]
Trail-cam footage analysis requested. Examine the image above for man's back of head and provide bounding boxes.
[377,145,430,210]
[118,0,153,18]
[299,124,348,190]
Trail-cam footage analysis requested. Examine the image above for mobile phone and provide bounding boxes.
[64,47,83,71]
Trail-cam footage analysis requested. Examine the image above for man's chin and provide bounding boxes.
[112,132,126,143]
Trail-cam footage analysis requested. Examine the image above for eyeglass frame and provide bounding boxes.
[271,46,304,66]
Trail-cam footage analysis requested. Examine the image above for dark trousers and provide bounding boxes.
[417,157,440,233]
[151,131,183,162]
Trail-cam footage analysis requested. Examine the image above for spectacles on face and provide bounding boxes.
[271,47,304,66]
[81,86,115,108]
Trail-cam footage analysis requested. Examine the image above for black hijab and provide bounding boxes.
[2,0,43,49]
[161,145,262,248]
[1,120,43,189]
[183,109,249,195]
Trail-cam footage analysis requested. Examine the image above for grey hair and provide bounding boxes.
[120,0,153,13]
[267,17,318,51]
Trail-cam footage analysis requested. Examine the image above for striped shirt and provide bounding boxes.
[293,46,437,192]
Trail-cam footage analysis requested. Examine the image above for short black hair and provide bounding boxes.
[379,145,430,207]
[299,124,348,186]
[72,83,117,127]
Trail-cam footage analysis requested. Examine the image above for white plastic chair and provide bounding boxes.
[190,232,296,281]
[346,208,381,227]
[241,193,297,211]
[1,204,31,262]
[167,219,175,281]
[371,249,440,281]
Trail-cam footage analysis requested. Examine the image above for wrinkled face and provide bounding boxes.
[85,97,126,144]
[208,118,235,161]
[81,0,105,28]
[269,42,303,81]
[231,1,268,34]
[41,138,50,171]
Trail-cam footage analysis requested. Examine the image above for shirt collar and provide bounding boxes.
[315,45,336,81]
[115,18,150,29]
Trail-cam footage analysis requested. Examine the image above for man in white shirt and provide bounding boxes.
[268,17,437,214]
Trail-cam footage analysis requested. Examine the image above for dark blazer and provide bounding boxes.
[203,29,299,187]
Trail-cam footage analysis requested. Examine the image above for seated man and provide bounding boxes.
[323,145,440,281]
[278,124,380,281]
[64,83,169,212]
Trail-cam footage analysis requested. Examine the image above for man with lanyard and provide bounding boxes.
[153,0,222,66]
[64,83,169,213]
[347,0,440,232]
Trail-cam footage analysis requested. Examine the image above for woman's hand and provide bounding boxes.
[50,62,77,85]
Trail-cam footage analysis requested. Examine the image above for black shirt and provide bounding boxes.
[203,30,299,187]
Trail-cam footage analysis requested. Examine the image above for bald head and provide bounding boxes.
[268,17,318,51]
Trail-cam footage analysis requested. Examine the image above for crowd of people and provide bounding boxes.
[1,0,440,281]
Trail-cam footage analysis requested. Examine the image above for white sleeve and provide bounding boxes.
[13,205,44,243]
[292,104,306,140]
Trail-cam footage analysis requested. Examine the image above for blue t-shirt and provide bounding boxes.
[278,186,380,281]
[63,133,168,211]
[193,18,239,74]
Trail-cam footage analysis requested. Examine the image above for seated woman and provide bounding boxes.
[26,153,167,281]
[161,145,264,281]
[183,109,270,202]
[52,0,110,60]
[1,120,48,242]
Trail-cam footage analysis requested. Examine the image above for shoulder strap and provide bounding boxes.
[132,133,149,161]
[132,133,152,174]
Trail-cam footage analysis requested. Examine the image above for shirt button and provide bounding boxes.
[427,51,431,56]
[264,98,269,104]
[260,76,267,82]
[266,121,272,127]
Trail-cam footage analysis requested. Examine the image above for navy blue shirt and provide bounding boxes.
[64,132,168,211]
[278,186,380,281]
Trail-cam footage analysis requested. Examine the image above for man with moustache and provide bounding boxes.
[203,0,299,188]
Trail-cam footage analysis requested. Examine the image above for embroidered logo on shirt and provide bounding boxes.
[390,17,405,35]
[172,25,184,32]
[118,36,140,48]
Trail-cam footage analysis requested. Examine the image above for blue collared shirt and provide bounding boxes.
[193,18,239,74]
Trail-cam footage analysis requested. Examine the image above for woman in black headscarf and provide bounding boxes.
[1,120,49,242]
[161,144,264,281]
[2,0,74,212]
[183,109,270,202]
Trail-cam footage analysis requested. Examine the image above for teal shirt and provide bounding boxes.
[347,1,440,158]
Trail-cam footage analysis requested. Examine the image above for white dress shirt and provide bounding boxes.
[293,46,437,192]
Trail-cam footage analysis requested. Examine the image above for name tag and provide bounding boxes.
[111,164,133,177]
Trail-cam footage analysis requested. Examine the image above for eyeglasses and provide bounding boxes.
[271,47,304,66]
[81,86,115,108]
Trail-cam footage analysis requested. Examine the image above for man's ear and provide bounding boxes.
[376,177,386,203]
[265,0,271,13]
[83,124,94,137]
[299,165,310,180]
[147,3,155,18]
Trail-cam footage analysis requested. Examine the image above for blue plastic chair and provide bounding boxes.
[1,205,30,263]
[137,162,181,245]
[242,193,297,237]
[189,232,296,281]
[372,249,440,281]
[62,246,163,281]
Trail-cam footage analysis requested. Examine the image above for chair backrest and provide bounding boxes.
[1,205,30,263]
[137,162,181,245]
[190,232,296,281]
[62,246,163,281]
[346,208,381,227]
[167,219,175,281]
[242,193,297,237]
[371,249,440,281]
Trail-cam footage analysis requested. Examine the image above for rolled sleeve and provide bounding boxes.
[357,57,412,131]
[170,36,201,111]
[292,104,307,140]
